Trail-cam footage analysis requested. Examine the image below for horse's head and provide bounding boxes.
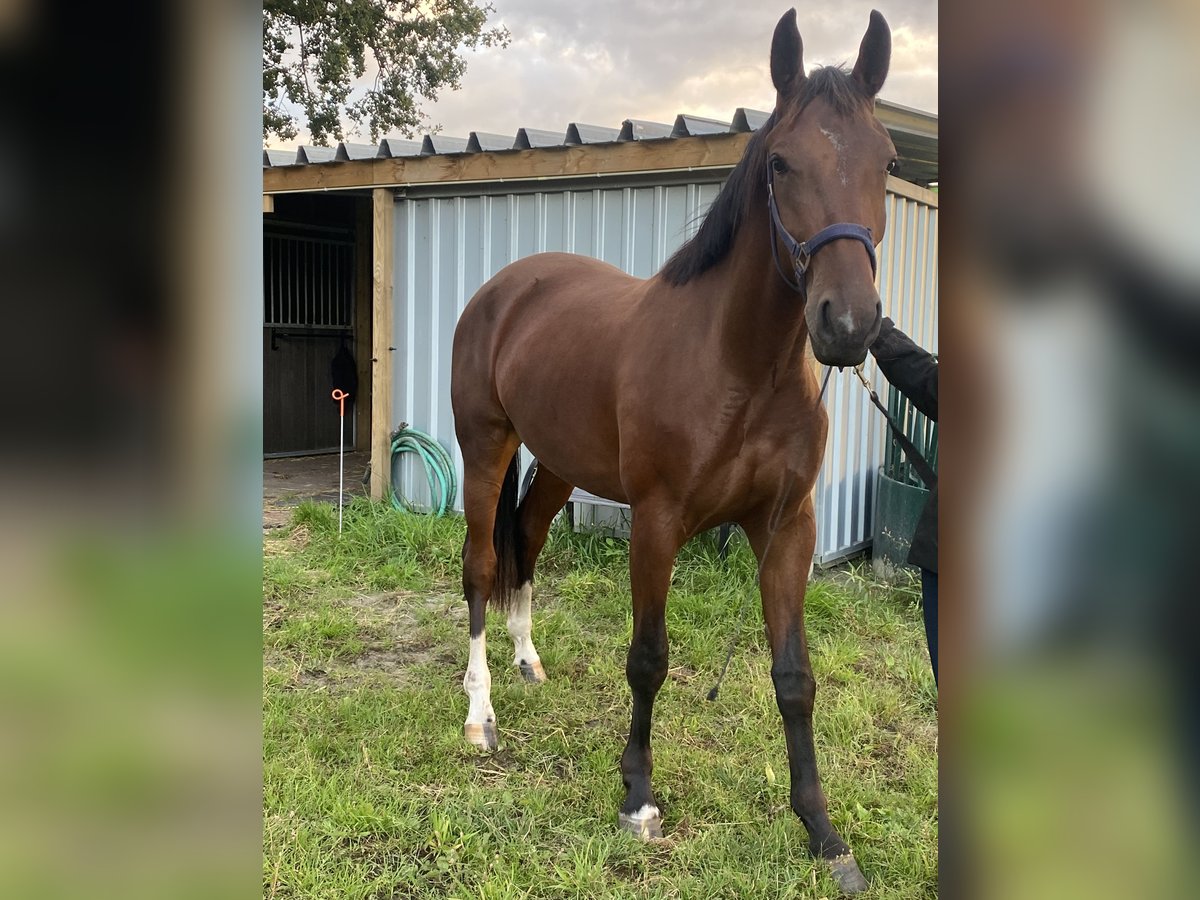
[766,9,896,367]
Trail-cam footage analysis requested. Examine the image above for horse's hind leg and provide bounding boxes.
[459,430,519,751]
[508,465,574,683]
[618,504,684,840]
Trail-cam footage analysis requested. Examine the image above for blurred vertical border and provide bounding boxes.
[943,0,1199,896]
[0,1,262,898]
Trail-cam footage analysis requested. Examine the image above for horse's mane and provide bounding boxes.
[659,66,867,286]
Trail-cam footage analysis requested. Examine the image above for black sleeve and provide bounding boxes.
[869,317,938,421]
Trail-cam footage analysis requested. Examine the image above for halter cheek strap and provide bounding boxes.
[767,165,877,299]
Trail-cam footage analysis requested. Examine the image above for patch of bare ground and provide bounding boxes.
[263,523,312,555]
[271,589,468,690]
[346,589,466,625]
[667,664,698,684]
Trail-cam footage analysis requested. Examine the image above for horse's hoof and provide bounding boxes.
[518,659,546,683]
[464,722,498,751]
[827,853,869,894]
[618,808,663,840]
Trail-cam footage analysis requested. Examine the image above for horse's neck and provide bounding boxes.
[700,216,813,384]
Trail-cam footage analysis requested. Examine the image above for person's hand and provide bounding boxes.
[871,316,896,349]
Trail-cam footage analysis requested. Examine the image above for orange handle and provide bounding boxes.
[331,389,349,417]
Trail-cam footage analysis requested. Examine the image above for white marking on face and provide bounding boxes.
[506,582,541,668]
[838,310,856,335]
[820,126,845,153]
[820,126,849,186]
[463,633,495,727]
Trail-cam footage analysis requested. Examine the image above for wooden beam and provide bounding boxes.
[262,193,274,213]
[263,132,752,194]
[369,188,394,502]
[886,175,939,207]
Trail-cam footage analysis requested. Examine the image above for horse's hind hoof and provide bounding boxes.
[464,722,498,751]
[618,807,663,840]
[518,659,546,683]
[827,853,869,894]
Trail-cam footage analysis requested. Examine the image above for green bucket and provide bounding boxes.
[872,381,937,578]
[872,467,930,577]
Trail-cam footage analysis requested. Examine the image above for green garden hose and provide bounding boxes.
[389,423,457,516]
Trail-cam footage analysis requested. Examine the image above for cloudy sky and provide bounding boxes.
[270,1,937,147]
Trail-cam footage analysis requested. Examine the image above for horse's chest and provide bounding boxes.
[732,395,826,476]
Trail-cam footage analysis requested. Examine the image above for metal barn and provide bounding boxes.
[262,102,937,563]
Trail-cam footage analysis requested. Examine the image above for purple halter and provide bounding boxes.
[766,162,877,298]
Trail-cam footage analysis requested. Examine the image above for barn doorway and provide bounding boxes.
[263,194,372,458]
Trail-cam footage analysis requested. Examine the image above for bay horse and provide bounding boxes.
[450,8,896,893]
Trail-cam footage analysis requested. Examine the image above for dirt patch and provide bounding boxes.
[263,450,370,530]
[349,645,440,685]
[348,589,466,624]
[271,590,468,690]
[668,664,698,685]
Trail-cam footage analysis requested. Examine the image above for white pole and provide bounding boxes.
[332,389,349,534]
[338,409,344,534]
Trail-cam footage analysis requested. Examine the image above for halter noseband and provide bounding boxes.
[766,162,877,299]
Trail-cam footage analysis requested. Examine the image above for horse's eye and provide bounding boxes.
[771,155,788,175]
[886,157,899,174]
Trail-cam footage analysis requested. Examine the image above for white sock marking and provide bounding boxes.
[463,633,494,727]
[506,582,542,669]
[626,803,661,821]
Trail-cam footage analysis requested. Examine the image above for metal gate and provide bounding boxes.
[263,227,357,456]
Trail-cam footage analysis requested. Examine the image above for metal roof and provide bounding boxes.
[514,127,564,150]
[617,118,675,141]
[378,137,423,158]
[296,145,336,164]
[466,131,513,152]
[565,123,621,145]
[671,115,730,137]
[335,142,378,161]
[264,100,938,185]
[730,108,770,133]
[421,134,470,155]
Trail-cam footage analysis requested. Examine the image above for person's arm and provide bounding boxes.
[869,317,938,421]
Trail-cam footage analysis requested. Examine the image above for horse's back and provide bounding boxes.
[454,252,642,375]
[460,252,640,323]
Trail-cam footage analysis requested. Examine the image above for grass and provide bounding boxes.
[264,498,938,899]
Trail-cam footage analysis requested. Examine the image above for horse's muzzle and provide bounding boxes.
[808,294,883,367]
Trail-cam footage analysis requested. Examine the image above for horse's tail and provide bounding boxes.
[491,451,525,612]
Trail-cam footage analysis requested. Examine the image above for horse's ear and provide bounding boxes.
[770,8,805,101]
[852,10,891,97]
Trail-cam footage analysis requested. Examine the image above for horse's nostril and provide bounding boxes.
[818,298,833,334]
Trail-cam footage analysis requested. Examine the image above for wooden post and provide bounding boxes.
[369,188,394,502]
[354,199,373,451]
[262,193,274,214]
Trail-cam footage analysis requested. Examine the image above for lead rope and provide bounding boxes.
[707,364,834,701]
[853,364,938,489]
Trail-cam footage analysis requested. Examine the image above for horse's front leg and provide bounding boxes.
[743,496,869,894]
[617,506,683,840]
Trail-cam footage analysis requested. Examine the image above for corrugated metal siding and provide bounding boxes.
[391,179,937,564]
[812,189,938,563]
